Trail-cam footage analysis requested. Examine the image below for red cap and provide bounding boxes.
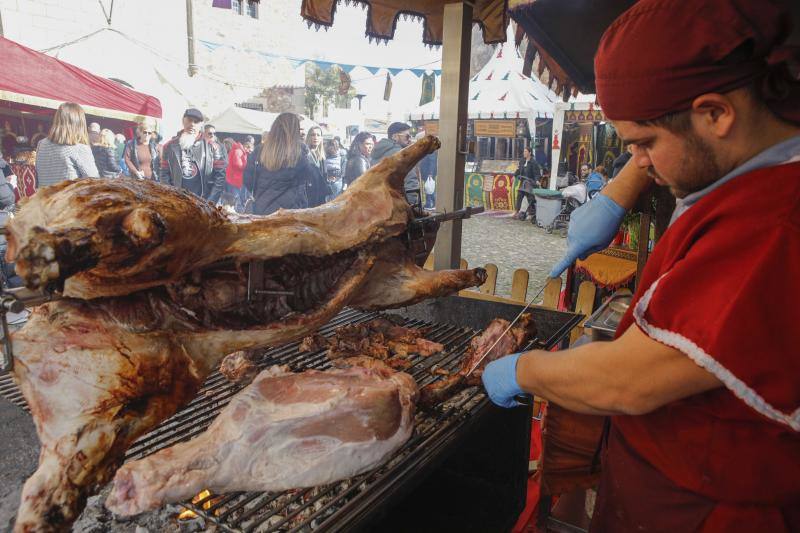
[595,0,800,123]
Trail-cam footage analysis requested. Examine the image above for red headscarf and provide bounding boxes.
[594,0,800,124]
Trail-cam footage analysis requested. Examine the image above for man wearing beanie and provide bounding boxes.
[371,122,421,205]
[482,0,800,530]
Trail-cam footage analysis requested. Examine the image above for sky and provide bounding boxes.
[283,0,443,71]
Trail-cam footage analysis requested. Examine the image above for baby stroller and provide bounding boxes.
[547,182,587,236]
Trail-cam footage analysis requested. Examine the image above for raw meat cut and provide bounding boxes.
[105,364,418,516]
[418,314,537,408]
[8,136,485,532]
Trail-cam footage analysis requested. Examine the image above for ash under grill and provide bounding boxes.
[0,296,581,532]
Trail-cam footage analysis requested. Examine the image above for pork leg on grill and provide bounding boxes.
[349,240,488,310]
[418,314,537,408]
[105,364,418,516]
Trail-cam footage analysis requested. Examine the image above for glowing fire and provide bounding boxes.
[177,489,213,520]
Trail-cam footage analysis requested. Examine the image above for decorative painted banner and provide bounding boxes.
[464,173,522,211]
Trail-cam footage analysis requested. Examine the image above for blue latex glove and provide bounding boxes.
[481,352,524,408]
[548,193,627,278]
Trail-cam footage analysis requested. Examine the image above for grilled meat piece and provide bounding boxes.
[219,350,260,384]
[302,318,443,363]
[298,333,331,352]
[385,356,414,371]
[418,314,537,409]
[8,136,487,533]
[105,364,418,516]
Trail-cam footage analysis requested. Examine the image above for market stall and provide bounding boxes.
[0,36,162,196]
[208,105,318,144]
[408,26,557,211]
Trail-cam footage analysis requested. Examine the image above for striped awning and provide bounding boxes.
[300,0,509,46]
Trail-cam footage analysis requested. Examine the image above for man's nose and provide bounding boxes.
[631,145,651,169]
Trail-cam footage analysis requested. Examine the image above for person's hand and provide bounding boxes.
[548,193,627,277]
[481,352,524,408]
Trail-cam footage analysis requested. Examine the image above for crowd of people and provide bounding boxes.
[22,103,429,217]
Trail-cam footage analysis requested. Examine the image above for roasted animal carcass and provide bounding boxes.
[7,136,486,532]
[419,314,537,408]
[105,363,418,516]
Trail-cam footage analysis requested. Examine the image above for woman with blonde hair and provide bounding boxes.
[35,102,98,187]
[243,112,313,215]
[91,128,122,178]
[304,125,329,207]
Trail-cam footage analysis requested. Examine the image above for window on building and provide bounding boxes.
[247,0,258,19]
[231,0,242,14]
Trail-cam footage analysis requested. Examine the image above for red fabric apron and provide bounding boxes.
[591,162,800,531]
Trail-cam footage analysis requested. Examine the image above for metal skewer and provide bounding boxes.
[464,279,550,377]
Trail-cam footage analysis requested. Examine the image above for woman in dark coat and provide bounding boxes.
[342,131,375,188]
[243,113,312,216]
[91,129,122,178]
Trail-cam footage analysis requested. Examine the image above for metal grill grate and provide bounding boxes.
[128,307,545,533]
[0,301,581,532]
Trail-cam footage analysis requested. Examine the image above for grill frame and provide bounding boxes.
[0,295,582,532]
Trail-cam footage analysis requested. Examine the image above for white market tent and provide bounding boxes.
[209,106,318,137]
[45,28,262,135]
[406,26,557,130]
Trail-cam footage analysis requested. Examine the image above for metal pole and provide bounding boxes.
[186,0,198,76]
[434,2,472,270]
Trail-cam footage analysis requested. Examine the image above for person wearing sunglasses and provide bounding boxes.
[371,122,420,205]
[124,122,159,180]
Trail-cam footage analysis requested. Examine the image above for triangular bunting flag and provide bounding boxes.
[383,72,393,101]
[366,66,380,75]
[419,72,436,105]
[388,68,403,76]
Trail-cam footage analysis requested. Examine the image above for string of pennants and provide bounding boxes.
[197,40,441,78]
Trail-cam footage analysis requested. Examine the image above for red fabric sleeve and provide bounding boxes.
[632,209,800,430]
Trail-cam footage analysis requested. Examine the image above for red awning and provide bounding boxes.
[0,36,162,122]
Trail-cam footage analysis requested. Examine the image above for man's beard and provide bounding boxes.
[179,132,197,151]
[651,133,724,199]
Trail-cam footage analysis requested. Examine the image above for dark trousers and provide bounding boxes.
[515,191,536,217]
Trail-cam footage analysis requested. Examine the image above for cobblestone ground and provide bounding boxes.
[460,211,567,301]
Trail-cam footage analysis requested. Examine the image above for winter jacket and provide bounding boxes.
[343,153,370,187]
[516,158,542,184]
[306,153,330,208]
[160,132,227,203]
[226,141,248,189]
[243,143,312,215]
[91,145,121,178]
[35,139,98,187]
[123,140,159,180]
[371,138,419,202]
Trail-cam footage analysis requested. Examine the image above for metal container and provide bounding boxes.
[534,190,563,228]
[583,290,632,341]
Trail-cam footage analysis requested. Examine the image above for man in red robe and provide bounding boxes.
[482,0,800,530]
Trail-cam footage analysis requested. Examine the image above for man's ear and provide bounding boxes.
[691,93,736,139]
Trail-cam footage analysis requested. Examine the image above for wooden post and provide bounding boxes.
[433,2,472,270]
[186,0,198,76]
